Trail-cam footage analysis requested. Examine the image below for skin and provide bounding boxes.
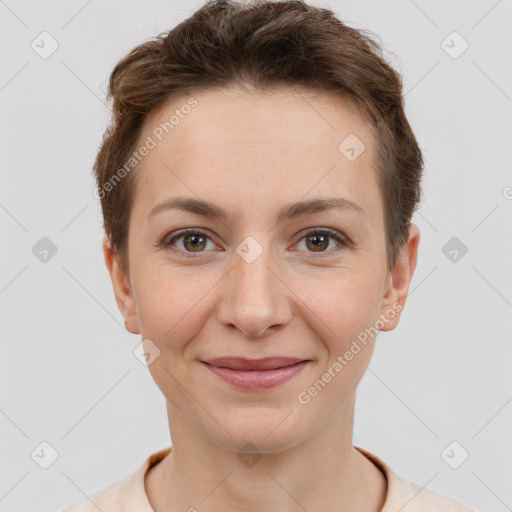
[103,85,420,512]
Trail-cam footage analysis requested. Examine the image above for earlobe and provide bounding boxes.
[102,235,141,335]
[379,224,420,332]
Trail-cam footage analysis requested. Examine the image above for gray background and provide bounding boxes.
[1,0,511,510]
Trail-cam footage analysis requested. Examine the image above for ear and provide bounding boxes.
[102,235,140,335]
[378,223,420,331]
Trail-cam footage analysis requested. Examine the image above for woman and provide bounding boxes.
[63,1,474,510]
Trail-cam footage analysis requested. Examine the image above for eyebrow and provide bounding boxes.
[148,196,366,222]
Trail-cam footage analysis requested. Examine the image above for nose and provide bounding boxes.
[216,240,292,339]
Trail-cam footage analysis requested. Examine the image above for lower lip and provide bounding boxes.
[202,361,309,390]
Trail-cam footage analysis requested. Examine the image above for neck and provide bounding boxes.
[146,397,387,512]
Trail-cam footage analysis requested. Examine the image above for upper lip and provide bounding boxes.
[202,357,309,371]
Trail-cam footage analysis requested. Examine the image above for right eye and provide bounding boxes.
[163,228,218,257]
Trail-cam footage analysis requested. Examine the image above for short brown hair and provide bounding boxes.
[94,0,423,273]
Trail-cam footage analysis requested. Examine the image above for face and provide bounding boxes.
[104,86,419,453]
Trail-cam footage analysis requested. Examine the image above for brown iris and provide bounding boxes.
[183,233,207,252]
[306,233,329,252]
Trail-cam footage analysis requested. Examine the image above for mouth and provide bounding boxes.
[201,357,311,389]
[202,356,309,371]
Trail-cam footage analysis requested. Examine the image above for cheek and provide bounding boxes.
[294,274,380,411]
[132,266,216,398]
[295,267,381,342]
[132,263,217,347]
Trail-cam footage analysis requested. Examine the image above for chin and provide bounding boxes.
[206,408,310,454]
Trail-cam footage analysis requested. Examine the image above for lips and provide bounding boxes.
[202,357,308,371]
[201,357,310,390]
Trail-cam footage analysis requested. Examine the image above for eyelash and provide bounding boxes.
[162,227,351,259]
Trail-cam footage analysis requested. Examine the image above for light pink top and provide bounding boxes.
[62,445,475,511]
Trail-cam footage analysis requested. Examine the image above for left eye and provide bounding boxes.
[163,228,348,258]
[295,228,347,255]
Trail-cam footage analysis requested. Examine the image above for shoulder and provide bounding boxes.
[354,446,476,512]
[60,447,171,512]
[390,475,476,511]
[61,478,124,512]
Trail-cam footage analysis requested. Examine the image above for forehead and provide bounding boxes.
[131,86,382,226]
